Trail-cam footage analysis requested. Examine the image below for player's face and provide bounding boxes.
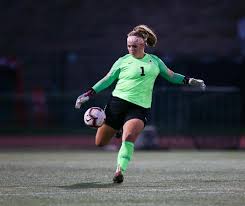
[127,36,145,58]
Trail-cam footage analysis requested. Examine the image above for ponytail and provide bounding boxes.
[133,25,157,47]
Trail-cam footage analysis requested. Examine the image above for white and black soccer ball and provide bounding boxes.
[83,107,106,128]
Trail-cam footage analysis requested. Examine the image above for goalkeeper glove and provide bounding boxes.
[184,76,206,90]
[188,78,206,90]
[75,88,95,109]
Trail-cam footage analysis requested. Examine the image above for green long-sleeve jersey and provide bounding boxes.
[92,53,185,108]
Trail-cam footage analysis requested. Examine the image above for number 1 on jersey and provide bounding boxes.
[140,66,145,76]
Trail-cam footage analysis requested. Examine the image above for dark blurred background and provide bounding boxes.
[0,0,244,149]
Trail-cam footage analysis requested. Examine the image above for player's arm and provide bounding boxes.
[92,61,121,93]
[158,58,206,89]
[75,59,121,109]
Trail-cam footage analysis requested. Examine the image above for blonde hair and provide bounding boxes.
[127,24,157,47]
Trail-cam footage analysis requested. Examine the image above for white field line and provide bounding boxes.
[0,188,245,196]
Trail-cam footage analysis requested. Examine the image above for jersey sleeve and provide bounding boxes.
[92,58,121,93]
[156,56,185,84]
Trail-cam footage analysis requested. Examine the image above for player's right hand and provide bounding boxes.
[75,89,95,109]
[75,94,89,109]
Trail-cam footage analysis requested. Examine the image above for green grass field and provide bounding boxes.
[0,150,245,206]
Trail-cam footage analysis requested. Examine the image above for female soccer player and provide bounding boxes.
[75,25,205,183]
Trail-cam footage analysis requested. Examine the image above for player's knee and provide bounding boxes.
[95,139,106,147]
[123,133,137,142]
[95,134,102,147]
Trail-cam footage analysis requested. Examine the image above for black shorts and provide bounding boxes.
[104,96,150,130]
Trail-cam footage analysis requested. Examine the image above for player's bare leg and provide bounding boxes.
[95,124,117,146]
[113,118,144,183]
[122,118,144,142]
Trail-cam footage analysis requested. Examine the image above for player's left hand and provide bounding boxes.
[189,78,206,90]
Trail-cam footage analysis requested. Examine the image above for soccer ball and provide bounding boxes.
[84,107,106,128]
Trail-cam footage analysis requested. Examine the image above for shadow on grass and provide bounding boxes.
[58,182,117,189]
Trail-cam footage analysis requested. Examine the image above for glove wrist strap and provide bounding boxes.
[183,76,190,85]
[86,88,96,97]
